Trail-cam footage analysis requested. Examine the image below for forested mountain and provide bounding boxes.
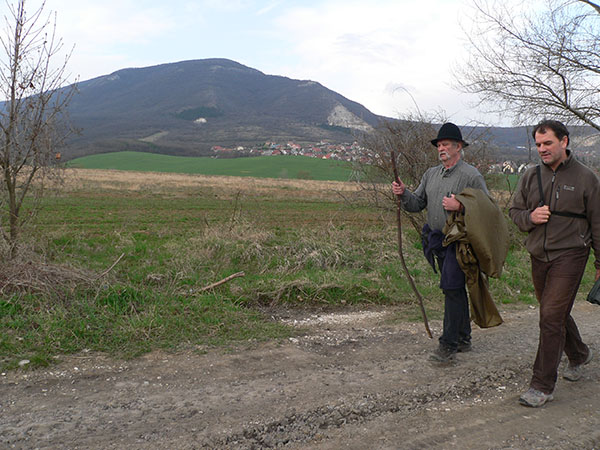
[64,58,380,159]
[60,57,597,162]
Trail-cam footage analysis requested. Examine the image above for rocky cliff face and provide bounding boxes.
[327,104,374,132]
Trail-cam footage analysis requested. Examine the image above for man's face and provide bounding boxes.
[437,139,461,165]
[535,129,568,170]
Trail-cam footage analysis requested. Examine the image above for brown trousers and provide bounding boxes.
[530,248,591,394]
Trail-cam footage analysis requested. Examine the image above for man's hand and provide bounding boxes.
[442,194,463,212]
[530,205,551,224]
[595,268,600,282]
[392,180,405,196]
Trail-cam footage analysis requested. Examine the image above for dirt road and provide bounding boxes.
[2,302,600,449]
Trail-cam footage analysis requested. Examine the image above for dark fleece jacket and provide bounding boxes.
[510,152,600,269]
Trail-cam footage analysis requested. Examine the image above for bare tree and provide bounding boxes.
[0,0,76,259]
[457,0,600,130]
[354,111,494,233]
[352,113,437,233]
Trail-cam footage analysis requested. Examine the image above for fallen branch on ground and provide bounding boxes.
[199,271,245,292]
[95,253,125,280]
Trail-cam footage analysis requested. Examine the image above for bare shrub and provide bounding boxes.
[0,258,95,301]
[246,278,382,306]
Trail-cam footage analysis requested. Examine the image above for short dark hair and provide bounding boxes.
[532,120,569,146]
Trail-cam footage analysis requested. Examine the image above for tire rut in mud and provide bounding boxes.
[203,363,528,448]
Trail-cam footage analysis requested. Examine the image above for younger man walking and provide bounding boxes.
[510,120,600,407]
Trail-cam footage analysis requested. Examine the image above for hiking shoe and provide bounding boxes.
[429,345,456,363]
[457,340,472,353]
[518,388,554,407]
[563,347,593,382]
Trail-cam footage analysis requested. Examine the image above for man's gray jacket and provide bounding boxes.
[401,159,488,231]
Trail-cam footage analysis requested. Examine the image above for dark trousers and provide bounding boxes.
[530,248,590,394]
[439,287,471,351]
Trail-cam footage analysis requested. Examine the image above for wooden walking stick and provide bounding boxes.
[390,151,433,338]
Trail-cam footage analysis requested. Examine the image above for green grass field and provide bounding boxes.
[2,169,597,372]
[68,151,354,181]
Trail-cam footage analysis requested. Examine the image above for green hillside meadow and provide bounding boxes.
[68,151,354,181]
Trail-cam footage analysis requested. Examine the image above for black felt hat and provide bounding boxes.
[430,122,469,147]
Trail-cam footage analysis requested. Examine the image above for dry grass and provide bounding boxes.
[58,168,363,201]
[0,259,96,300]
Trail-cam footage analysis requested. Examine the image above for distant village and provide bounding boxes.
[211,139,599,175]
[211,140,371,164]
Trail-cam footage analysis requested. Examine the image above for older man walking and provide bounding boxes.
[392,122,489,362]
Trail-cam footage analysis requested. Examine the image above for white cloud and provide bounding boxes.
[267,0,474,121]
[256,1,283,16]
[0,0,497,124]
[193,0,253,12]
[56,1,176,45]
[40,0,182,81]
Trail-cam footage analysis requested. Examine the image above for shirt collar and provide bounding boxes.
[440,159,463,177]
[543,149,573,171]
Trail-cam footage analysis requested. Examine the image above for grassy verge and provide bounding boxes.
[3,169,591,371]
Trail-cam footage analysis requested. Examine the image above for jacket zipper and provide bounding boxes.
[542,171,557,261]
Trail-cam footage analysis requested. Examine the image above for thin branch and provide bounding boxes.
[95,253,125,280]
[199,271,246,292]
[390,150,432,339]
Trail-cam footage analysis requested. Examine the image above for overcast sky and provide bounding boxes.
[0,0,510,126]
